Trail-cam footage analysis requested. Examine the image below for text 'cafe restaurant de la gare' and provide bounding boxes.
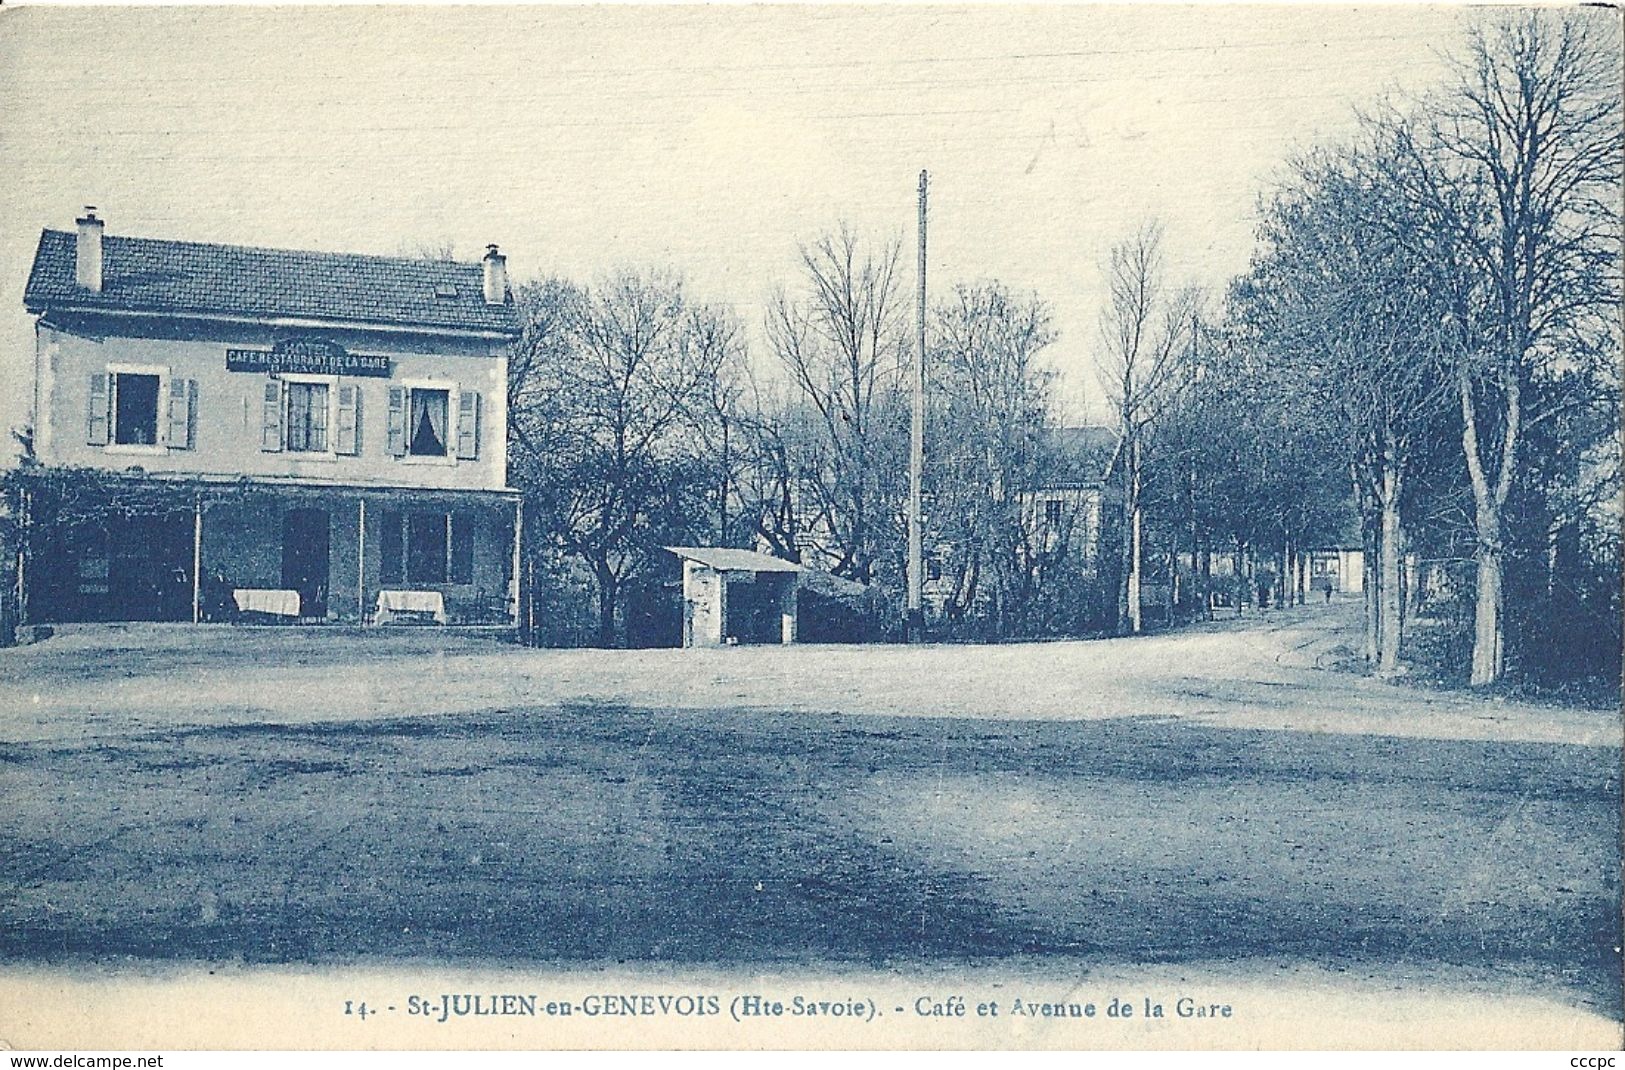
[18,209,523,628]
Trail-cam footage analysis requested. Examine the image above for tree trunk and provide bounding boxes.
[1377,470,1403,675]
[1199,545,1213,621]
[1164,545,1176,626]
[719,418,730,544]
[1232,540,1245,617]
[1459,361,1516,687]
[15,487,29,629]
[1469,511,1505,687]
[523,554,536,647]
[1362,519,1379,666]
[1117,439,1143,636]
[1403,540,1420,627]
[594,567,618,648]
[1128,500,1143,634]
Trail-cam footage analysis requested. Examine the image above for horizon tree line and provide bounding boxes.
[4,12,1613,699]
[500,10,1618,698]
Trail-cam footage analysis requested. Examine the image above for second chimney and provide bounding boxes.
[482,244,507,305]
[76,207,104,293]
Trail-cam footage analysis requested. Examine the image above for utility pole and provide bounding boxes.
[907,169,927,643]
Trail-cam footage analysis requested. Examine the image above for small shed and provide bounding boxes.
[666,547,800,647]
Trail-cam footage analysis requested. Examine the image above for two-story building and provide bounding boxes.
[19,209,523,626]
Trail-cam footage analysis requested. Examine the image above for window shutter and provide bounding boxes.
[336,384,360,456]
[456,390,481,460]
[261,379,285,452]
[311,383,330,452]
[166,378,195,449]
[387,387,406,457]
[87,373,111,446]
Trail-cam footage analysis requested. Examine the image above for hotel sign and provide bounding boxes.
[226,339,391,378]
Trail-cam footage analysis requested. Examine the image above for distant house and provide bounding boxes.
[920,424,1119,630]
[1019,425,1115,573]
[1304,547,1365,595]
[18,209,523,626]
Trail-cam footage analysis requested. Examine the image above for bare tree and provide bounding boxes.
[1243,139,1455,674]
[1397,11,1622,685]
[510,270,733,646]
[507,276,580,463]
[767,226,910,584]
[929,281,1058,636]
[1098,221,1200,634]
[681,305,749,545]
[731,370,811,563]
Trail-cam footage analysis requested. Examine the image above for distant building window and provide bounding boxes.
[926,556,943,582]
[408,389,450,457]
[1045,499,1063,525]
[285,382,329,452]
[112,373,160,445]
[407,511,448,584]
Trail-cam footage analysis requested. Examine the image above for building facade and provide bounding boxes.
[20,209,522,626]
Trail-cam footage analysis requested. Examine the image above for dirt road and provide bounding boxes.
[0,604,1618,1040]
[0,601,1614,745]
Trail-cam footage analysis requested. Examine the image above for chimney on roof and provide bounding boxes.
[482,244,507,305]
[76,207,104,293]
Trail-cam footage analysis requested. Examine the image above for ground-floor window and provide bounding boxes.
[378,509,480,586]
[407,511,447,584]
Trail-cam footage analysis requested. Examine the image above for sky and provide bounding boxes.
[0,3,1477,445]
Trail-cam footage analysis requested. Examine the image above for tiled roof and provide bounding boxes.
[24,229,520,336]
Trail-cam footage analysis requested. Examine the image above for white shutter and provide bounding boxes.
[166,378,195,449]
[456,390,481,460]
[311,383,330,452]
[261,379,285,452]
[387,387,407,456]
[87,372,111,445]
[336,384,360,456]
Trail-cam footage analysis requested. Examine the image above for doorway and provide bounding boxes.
[282,508,330,618]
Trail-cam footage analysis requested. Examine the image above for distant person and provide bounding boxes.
[1324,583,1333,604]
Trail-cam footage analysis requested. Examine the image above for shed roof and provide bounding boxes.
[25,229,520,337]
[666,546,802,573]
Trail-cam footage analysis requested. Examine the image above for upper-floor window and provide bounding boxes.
[408,388,449,456]
[87,366,194,451]
[261,376,357,456]
[286,382,329,453]
[387,383,481,461]
[113,373,160,445]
